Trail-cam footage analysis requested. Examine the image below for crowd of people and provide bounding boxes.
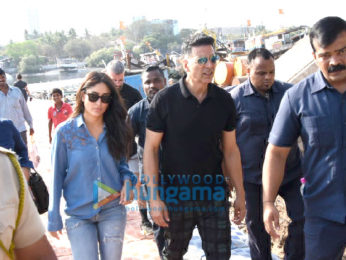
[0,15,345,260]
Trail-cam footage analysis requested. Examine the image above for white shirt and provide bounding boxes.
[0,86,33,132]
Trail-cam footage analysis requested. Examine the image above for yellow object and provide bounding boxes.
[0,153,25,260]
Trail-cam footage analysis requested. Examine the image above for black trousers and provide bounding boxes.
[162,200,231,260]
[244,179,305,260]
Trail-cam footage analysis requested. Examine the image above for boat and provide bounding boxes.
[56,58,79,72]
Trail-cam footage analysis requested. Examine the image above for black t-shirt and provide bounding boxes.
[120,83,142,110]
[13,80,28,101]
[147,76,236,188]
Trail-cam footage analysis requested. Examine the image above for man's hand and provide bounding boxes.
[49,230,63,240]
[263,202,280,240]
[149,199,169,227]
[49,135,52,144]
[29,128,34,135]
[232,193,246,225]
[120,180,134,205]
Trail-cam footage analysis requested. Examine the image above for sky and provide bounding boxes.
[1,0,345,46]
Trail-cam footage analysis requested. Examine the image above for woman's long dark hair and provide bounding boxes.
[72,71,132,160]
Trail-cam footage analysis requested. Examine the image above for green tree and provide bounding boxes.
[125,18,151,42]
[18,55,46,73]
[68,28,77,39]
[4,41,39,65]
[85,47,115,67]
[64,39,91,59]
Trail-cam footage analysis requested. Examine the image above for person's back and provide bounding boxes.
[0,147,56,260]
[13,74,28,102]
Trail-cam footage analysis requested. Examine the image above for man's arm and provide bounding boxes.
[262,143,291,239]
[48,119,53,144]
[15,235,57,260]
[222,130,246,224]
[19,92,34,134]
[143,129,169,227]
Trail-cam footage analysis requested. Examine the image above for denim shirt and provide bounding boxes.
[48,114,137,231]
[230,79,302,184]
[0,86,33,132]
[0,119,34,168]
[128,98,150,176]
[269,71,346,223]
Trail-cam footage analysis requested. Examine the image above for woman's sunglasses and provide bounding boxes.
[196,55,219,65]
[85,92,112,103]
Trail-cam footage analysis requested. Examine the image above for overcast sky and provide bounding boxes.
[1,0,345,45]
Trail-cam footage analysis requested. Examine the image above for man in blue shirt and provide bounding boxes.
[262,16,346,260]
[230,48,304,260]
[128,65,166,258]
[0,119,34,180]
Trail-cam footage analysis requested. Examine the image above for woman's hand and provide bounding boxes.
[49,230,63,240]
[120,180,134,205]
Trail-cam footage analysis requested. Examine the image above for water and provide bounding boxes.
[23,68,99,84]
[23,68,145,98]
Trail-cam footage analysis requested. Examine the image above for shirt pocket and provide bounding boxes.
[240,112,267,135]
[0,205,16,243]
[301,116,334,147]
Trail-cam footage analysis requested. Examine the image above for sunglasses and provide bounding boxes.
[85,92,112,103]
[195,55,219,65]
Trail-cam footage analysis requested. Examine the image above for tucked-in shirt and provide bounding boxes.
[48,114,137,231]
[128,98,150,176]
[0,119,33,168]
[269,71,346,223]
[48,102,73,128]
[0,86,33,132]
[230,79,302,184]
[146,76,236,189]
[0,149,45,258]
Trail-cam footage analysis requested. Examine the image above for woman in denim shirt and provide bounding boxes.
[48,72,137,260]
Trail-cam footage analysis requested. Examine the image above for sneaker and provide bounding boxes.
[140,221,154,235]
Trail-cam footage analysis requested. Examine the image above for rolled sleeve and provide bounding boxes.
[269,91,300,147]
[48,128,67,231]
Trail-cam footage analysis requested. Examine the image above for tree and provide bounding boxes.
[85,47,115,67]
[4,41,40,65]
[18,55,46,73]
[68,28,77,39]
[125,18,151,42]
[64,39,92,59]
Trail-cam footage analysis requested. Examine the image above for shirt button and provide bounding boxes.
[96,146,99,150]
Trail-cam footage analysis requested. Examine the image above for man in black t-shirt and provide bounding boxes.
[144,33,246,260]
[14,74,30,102]
[105,60,142,110]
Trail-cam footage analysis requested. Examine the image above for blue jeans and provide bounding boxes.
[65,204,126,260]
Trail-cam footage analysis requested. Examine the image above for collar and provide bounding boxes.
[76,114,106,130]
[310,71,334,94]
[179,75,216,99]
[243,78,278,97]
[76,114,85,128]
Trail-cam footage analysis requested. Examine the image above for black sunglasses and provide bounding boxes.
[85,92,112,103]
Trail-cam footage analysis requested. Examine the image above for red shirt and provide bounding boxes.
[48,102,73,128]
